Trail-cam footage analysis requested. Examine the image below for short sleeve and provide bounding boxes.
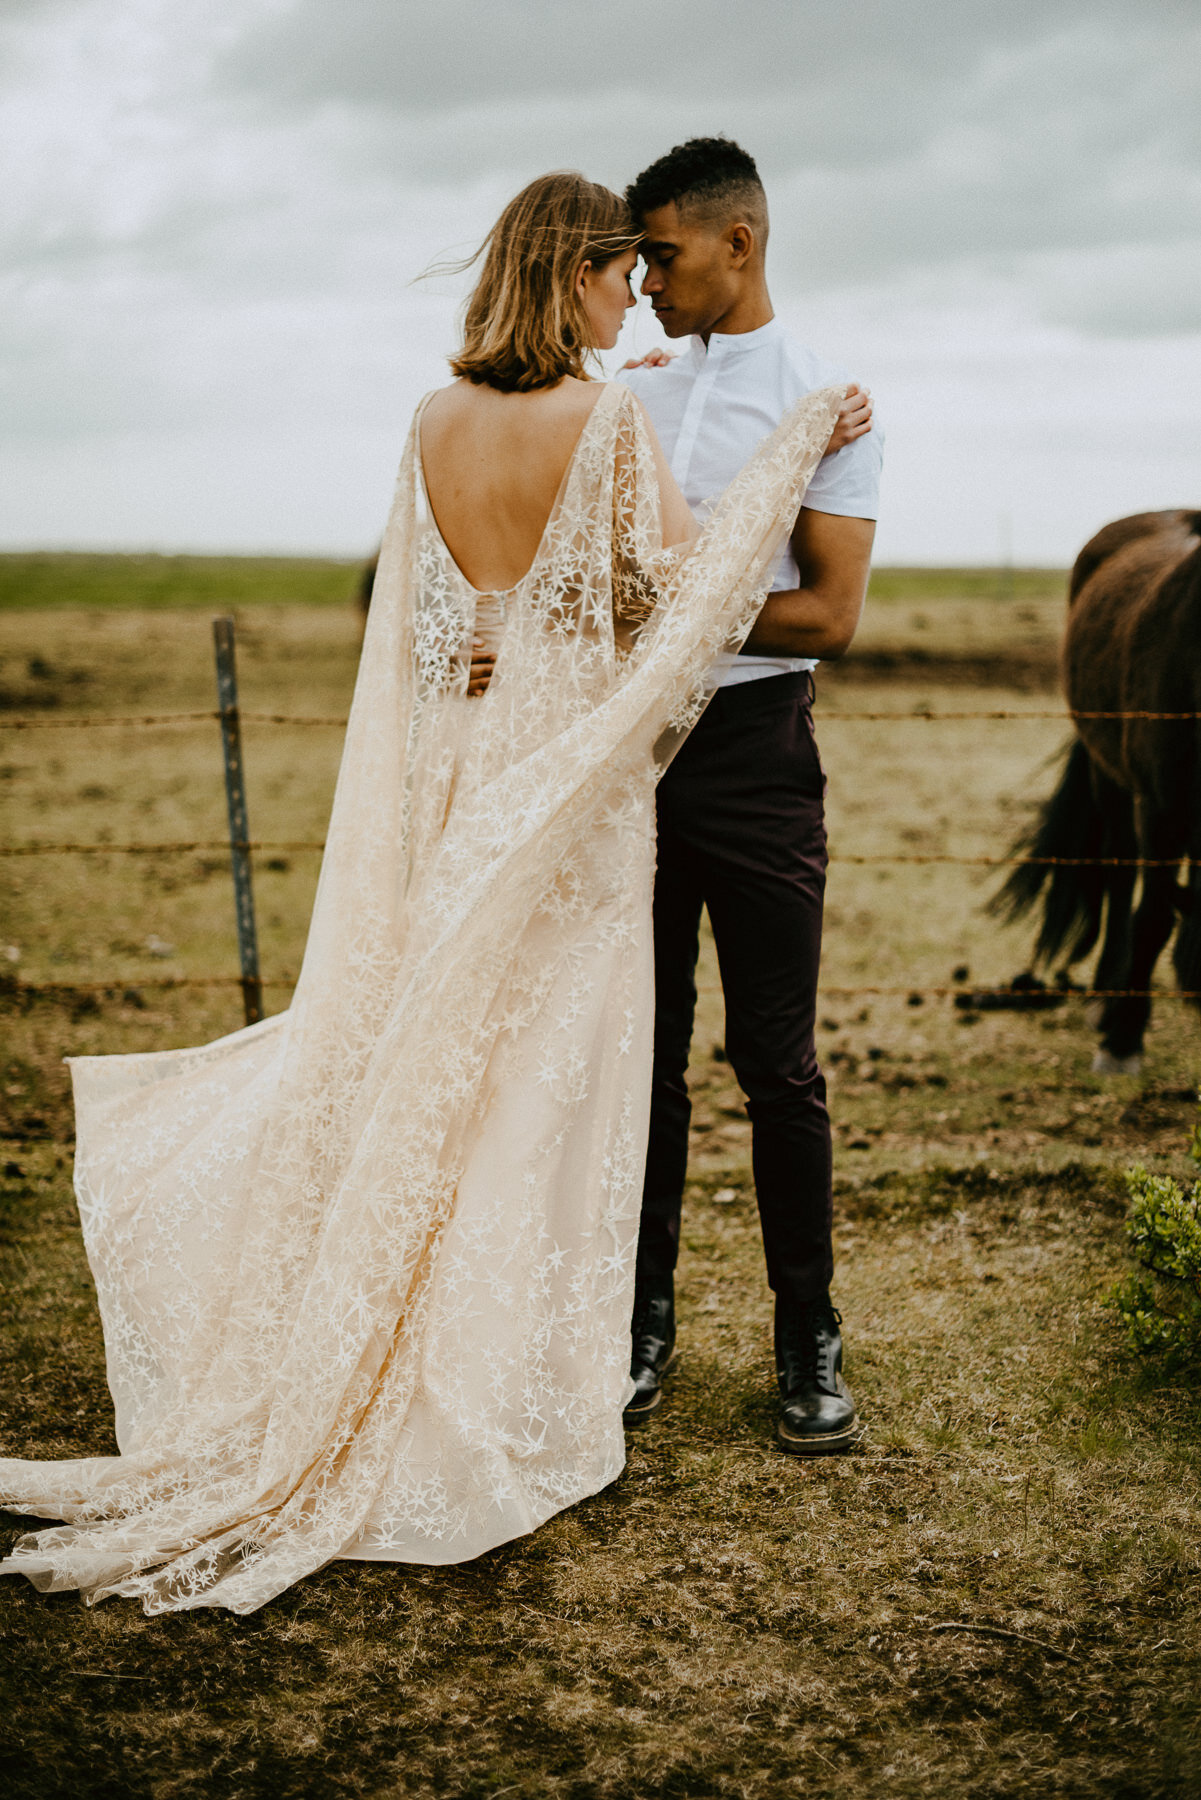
[800,410,883,519]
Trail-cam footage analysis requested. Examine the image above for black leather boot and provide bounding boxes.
[622,1278,677,1427]
[774,1294,858,1455]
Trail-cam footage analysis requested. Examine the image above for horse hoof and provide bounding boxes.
[1092,1048,1142,1077]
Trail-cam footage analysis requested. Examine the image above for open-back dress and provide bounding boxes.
[0,379,843,1613]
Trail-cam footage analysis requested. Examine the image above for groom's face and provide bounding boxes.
[637,201,740,339]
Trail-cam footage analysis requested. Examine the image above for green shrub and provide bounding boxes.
[1113,1103,1201,1364]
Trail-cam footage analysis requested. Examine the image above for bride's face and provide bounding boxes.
[576,249,639,351]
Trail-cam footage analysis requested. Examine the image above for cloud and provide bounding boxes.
[217,0,1179,117]
[6,1,1199,298]
[7,0,1197,323]
[0,0,1198,557]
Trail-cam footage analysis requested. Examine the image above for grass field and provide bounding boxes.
[2,568,1200,1798]
[0,552,1062,615]
[0,553,364,615]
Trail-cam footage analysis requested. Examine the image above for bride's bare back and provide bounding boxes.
[419,377,697,595]
[419,378,608,594]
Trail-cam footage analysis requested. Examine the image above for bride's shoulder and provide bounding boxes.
[534,379,630,443]
[416,378,627,465]
[417,378,471,422]
[557,375,622,414]
[566,378,642,425]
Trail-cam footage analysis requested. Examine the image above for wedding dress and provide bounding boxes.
[0,379,842,1613]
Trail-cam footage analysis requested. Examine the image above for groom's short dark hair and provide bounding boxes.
[625,136,768,241]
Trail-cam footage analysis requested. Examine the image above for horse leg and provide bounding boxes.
[1087,793,1138,1027]
[1170,820,1201,1017]
[1089,866,1136,1029]
[1094,815,1181,1072]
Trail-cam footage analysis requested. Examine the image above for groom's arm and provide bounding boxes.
[740,509,874,661]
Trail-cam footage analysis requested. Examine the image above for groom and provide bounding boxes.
[620,137,881,1454]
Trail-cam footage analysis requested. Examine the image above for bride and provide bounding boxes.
[0,172,849,1614]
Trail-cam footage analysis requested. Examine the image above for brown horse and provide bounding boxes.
[995,509,1201,1073]
[357,551,378,628]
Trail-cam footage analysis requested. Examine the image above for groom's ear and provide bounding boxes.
[727,223,756,269]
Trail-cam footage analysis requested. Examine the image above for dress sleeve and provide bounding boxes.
[607,380,846,649]
[609,388,693,638]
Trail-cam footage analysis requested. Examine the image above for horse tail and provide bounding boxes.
[989,737,1129,966]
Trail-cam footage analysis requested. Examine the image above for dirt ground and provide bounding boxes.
[2,576,1199,1798]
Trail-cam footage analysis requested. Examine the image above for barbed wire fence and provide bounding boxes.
[4,637,1198,1016]
[5,707,1199,730]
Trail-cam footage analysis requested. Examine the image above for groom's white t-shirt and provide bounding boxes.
[620,317,882,686]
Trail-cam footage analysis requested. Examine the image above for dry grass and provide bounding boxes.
[2,581,1200,1798]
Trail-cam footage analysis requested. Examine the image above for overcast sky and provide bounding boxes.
[2,0,1198,563]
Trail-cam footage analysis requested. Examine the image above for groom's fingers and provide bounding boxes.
[467,648,497,697]
[823,385,874,455]
[841,385,873,436]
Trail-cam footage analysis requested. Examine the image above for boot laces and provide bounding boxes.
[778,1300,841,1378]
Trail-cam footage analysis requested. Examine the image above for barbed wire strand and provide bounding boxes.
[1,840,1191,868]
[0,712,346,731]
[715,985,1201,1001]
[2,707,1199,732]
[5,974,296,993]
[823,709,1200,723]
[1,841,327,857]
[6,976,1198,1003]
[4,707,1196,1003]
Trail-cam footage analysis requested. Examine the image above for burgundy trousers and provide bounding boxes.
[637,670,834,1304]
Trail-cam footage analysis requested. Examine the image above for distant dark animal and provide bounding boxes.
[994,509,1201,1073]
[357,551,379,628]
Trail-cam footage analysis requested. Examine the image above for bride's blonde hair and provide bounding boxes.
[447,172,641,393]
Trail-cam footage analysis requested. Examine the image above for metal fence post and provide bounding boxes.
[212,616,263,1025]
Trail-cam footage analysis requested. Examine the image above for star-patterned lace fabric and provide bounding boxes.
[0,379,843,1614]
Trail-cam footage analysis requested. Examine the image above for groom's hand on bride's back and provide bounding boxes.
[468,642,496,697]
[825,384,873,456]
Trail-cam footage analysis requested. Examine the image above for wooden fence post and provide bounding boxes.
[212,617,263,1026]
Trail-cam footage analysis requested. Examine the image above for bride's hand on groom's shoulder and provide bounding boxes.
[621,350,675,371]
[824,383,873,456]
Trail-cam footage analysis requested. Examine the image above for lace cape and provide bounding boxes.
[0,380,843,1613]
